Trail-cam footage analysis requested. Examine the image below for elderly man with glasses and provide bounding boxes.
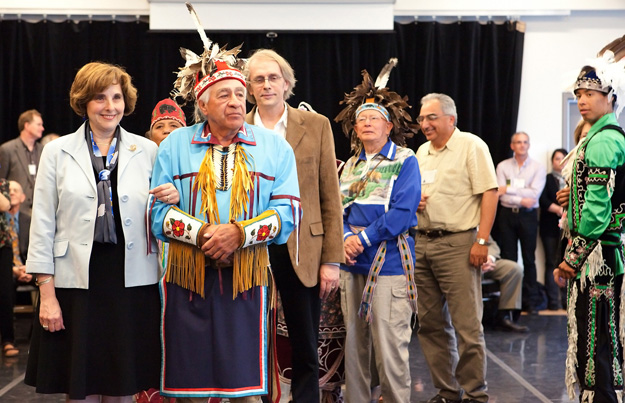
[414,93,498,403]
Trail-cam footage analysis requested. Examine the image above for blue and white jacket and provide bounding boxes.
[340,139,421,276]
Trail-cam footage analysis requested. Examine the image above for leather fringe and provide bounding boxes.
[232,243,269,300]
[566,281,579,401]
[582,389,594,403]
[166,240,206,298]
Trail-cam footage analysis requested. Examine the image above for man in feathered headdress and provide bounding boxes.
[414,93,498,403]
[335,59,421,402]
[243,49,344,403]
[149,4,300,402]
[554,44,625,403]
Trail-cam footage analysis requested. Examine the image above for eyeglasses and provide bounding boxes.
[355,115,385,124]
[250,75,283,86]
[416,114,451,124]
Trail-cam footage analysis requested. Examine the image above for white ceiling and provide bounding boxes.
[2,0,625,30]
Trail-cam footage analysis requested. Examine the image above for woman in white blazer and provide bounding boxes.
[24,62,178,403]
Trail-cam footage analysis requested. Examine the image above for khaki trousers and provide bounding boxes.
[484,258,523,310]
[414,230,488,402]
[340,271,413,403]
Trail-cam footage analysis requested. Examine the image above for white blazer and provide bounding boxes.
[26,123,160,289]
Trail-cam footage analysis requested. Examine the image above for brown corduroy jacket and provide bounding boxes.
[246,105,345,286]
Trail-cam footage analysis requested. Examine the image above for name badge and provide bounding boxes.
[511,178,525,188]
[421,170,437,185]
[28,164,36,176]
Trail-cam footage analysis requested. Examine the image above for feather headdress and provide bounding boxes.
[171,2,246,109]
[574,35,625,118]
[335,58,419,152]
[598,34,625,62]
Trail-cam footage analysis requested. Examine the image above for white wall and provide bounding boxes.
[518,12,625,168]
[395,0,625,15]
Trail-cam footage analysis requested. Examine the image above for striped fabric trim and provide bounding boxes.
[350,225,418,323]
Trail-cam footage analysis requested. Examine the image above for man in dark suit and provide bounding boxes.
[0,109,45,216]
[7,180,31,283]
[244,49,344,402]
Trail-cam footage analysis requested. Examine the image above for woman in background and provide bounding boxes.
[539,148,568,310]
[146,98,186,147]
[553,119,592,298]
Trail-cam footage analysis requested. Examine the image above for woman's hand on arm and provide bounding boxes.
[150,183,179,205]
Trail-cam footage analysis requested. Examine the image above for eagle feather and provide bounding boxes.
[185,2,211,52]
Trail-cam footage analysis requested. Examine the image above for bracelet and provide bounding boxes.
[35,276,53,286]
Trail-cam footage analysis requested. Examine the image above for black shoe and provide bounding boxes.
[497,316,529,333]
[426,394,462,403]
[462,400,486,403]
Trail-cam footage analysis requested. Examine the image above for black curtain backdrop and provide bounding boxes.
[0,19,523,164]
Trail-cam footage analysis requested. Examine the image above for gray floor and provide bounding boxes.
[0,311,576,402]
[409,312,576,403]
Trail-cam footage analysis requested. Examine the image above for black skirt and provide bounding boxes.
[25,170,160,399]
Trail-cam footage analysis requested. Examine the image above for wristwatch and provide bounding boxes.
[476,237,491,246]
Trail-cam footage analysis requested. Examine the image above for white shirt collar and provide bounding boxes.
[253,102,289,138]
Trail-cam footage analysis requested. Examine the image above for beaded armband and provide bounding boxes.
[163,206,209,248]
[235,210,281,249]
[586,166,613,186]
[564,235,600,272]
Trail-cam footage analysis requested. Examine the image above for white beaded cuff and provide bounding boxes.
[163,206,208,247]
[238,210,281,248]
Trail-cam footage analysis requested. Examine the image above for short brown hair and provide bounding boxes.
[18,109,41,132]
[69,62,137,117]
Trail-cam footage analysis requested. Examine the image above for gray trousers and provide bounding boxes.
[484,258,523,311]
[414,230,488,402]
[340,271,413,403]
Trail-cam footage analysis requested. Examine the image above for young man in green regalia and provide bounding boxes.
[554,52,625,403]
